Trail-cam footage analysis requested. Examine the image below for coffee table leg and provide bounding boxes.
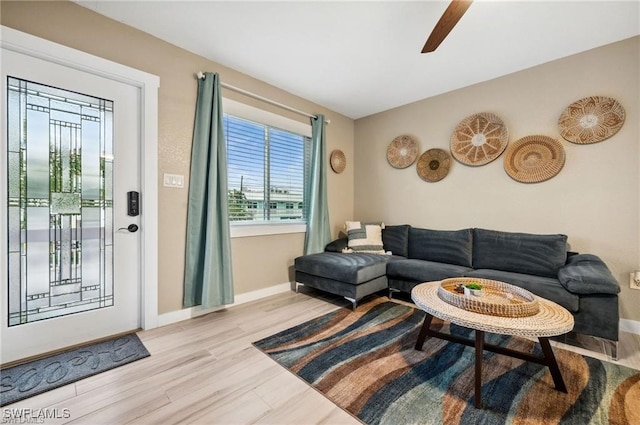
[475,330,484,408]
[539,337,567,393]
[414,313,434,350]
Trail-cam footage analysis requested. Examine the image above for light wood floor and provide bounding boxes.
[5,289,640,424]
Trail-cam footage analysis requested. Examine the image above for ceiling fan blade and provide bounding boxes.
[422,0,473,53]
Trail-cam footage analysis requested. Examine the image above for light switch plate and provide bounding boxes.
[163,173,184,188]
[631,273,640,290]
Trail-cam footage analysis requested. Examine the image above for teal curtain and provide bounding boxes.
[183,72,234,308]
[304,114,331,254]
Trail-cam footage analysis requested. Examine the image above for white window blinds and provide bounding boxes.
[224,114,311,223]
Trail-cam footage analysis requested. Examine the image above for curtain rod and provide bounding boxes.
[197,72,330,124]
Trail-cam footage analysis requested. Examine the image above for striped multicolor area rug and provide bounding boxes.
[253,298,640,425]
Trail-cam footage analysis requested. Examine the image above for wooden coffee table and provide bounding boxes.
[411,281,574,409]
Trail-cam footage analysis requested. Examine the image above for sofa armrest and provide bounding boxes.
[558,254,620,295]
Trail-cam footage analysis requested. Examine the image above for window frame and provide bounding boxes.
[223,98,311,238]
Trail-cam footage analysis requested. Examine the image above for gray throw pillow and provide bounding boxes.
[325,237,348,252]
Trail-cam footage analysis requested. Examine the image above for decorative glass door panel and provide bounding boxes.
[7,77,114,326]
[2,41,142,365]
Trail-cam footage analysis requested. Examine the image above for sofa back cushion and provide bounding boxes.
[473,228,567,278]
[408,228,473,267]
[382,225,410,257]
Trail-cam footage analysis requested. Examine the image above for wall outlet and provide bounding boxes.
[630,272,640,290]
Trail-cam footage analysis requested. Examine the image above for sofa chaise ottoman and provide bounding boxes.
[294,252,396,310]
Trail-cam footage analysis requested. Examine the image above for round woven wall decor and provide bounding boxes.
[330,150,346,174]
[417,148,451,182]
[387,135,419,168]
[504,135,565,183]
[558,96,625,144]
[450,112,509,166]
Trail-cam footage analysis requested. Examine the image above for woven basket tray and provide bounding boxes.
[437,277,540,318]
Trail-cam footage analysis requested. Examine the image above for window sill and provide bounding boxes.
[230,222,307,238]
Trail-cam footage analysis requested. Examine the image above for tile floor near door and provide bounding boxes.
[4,289,640,424]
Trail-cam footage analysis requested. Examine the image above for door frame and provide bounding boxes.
[0,26,159,330]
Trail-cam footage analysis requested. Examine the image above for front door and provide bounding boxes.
[1,47,141,364]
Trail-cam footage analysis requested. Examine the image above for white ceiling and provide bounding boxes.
[76,1,640,119]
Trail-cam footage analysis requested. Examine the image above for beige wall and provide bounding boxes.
[1,1,355,314]
[3,1,638,324]
[354,37,640,322]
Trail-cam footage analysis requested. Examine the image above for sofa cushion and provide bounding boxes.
[382,225,410,257]
[295,252,389,285]
[408,228,473,267]
[387,259,472,283]
[558,254,620,295]
[472,228,568,278]
[465,269,579,312]
[346,221,385,254]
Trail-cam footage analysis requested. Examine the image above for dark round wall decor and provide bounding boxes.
[417,148,451,182]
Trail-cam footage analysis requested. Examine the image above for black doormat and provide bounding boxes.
[0,333,150,406]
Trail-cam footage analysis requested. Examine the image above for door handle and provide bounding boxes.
[118,224,139,233]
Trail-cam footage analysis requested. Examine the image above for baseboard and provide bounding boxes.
[157,282,292,327]
[157,285,640,335]
[620,318,640,335]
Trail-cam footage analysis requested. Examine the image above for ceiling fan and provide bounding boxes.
[422,0,473,53]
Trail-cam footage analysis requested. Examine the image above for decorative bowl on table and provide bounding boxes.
[438,277,540,317]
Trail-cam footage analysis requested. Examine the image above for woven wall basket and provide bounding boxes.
[558,96,625,144]
[438,278,540,318]
[387,135,419,168]
[504,135,565,183]
[417,148,451,182]
[450,112,509,166]
[330,149,346,173]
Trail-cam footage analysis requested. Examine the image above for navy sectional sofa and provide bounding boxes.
[294,225,620,356]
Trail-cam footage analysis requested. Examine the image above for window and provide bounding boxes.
[224,113,311,225]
